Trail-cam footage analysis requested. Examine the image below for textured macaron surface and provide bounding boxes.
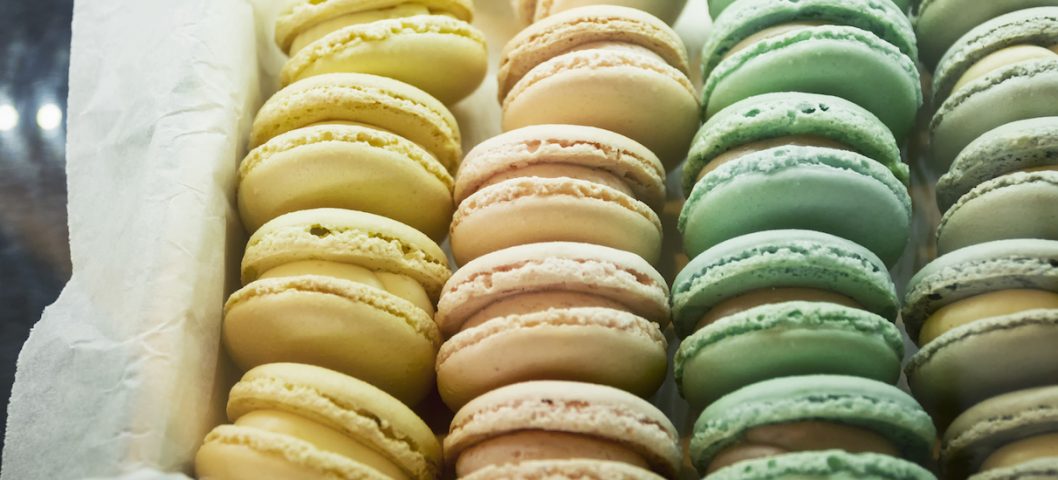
[936,171,1058,254]
[968,458,1058,480]
[705,450,937,480]
[913,0,1058,68]
[461,459,665,480]
[682,92,906,196]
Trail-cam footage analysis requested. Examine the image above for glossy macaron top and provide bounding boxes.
[701,0,916,78]
[670,230,897,338]
[689,375,936,473]
[444,380,682,477]
[942,385,1058,478]
[682,92,906,196]
[912,0,1058,68]
[512,0,687,25]
[223,363,442,479]
[275,0,474,55]
[455,124,665,209]
[496,5,690,102]
[901,238,1058,343]
[937,117,1058,212]
[239,208,451,300]
[435,242,669,337]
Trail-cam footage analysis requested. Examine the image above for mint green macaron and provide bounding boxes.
[913,0,1058,68]
[711,0,912,18]
[707,451,936,480]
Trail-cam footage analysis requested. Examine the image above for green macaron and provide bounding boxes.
[689,375,936,475]
[682,92,907,197]
[679,146,912,267]
[701,0,921,140]
[902,239,1058,430]
[711,0,913,19]
[913,0,1058,69]
[928,8,1058,172]
[937,171,1058,254]
[706,451,937,480]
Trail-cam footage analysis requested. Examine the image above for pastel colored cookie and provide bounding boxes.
[701,0,921,140]
[679,146,912,266]
[450,125,665,265]
[937,171,1058,254]
[970,459,1058,480]
[498,6,698,169]
[943,386,1058,479]
[682,92,907,196]
[276,0,487,104]
[463,459,665,480]
[913,0,1058,68]
[238,122,453,240]
[434,242,670,409]
[937,117,1058,212]
[928,8,1058,172]
[902,239,1058,429]
[195,363,441,480]
[444,380,681,478]
[512,0,687,25]
[225,209,450,406]
[712,0,912,18]
[249,73,460,172]
[689,375,936,475]
[706,451,936,480]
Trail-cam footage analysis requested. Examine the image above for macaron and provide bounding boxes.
[928,8,1058,172]
[913,0,1058,69]
[936,171,1058,254]
[681,92,907,197]
[444,380,681,478]
[942,385,1058,479]
[497,6,698,169]
[434,242,669,409]
[462,460,665,479]
[701,0,921,141]
[902,239,1058,429]
[688,375,936,475]
[450,125,665,266]
[706,451,937,480]
[249,73,462,172]
[195,363,441,480]
[276,0,487,104]
[225,208,450,406]
[711,0,913,18]
[679,145,912,266]
[238,122,454,240]
[511,0,688,25]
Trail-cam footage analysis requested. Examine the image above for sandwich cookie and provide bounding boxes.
[913,0,1058,69]
[225,209,450,406]
[672,230,903,409]
[929,8,1058,172]
[706,451,936,480]
[450,125,665,266]
[195,363,441,480]
[710,0,913,19]
[943,386,1058,479]
[689,375,937,475]
[444,380,681,478]
[462,460,665,479]
[497,6,698,170]
[511,0,686,25]
[276,0,487,104]
[701,0,921,141]
[434,242,669,410]
[902,239,1058,429]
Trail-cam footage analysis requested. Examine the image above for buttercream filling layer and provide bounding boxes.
[460,291,629,332]
[1020,164,1058,173]
[694,288,861,331]
[952,44,1058,95]
[260,260,434,315]
[706,421,898,473]
[723,22,828,60]
[696,136,850,183]
[454,430,650,477]
[475,163,635,198]
[290,4,449,54]
[981,432,1058,471]
[919,289,1058,345]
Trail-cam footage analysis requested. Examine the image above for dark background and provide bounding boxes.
[0,0,74,448]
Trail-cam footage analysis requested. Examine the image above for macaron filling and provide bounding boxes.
[918,289,1058,345]
[473,163,636,198]
[706,421,899,473]
[234,409,410,479]
[258,260,434,315]
[693,288,861,331]
[454,430,650,477]
[980,432,1058,471]
[723,22,828,60]
[951,45,1058,96]
[695,136,850,183]
[288,4,453,55]
[1021,164,1058,173]
[459,291,630,332]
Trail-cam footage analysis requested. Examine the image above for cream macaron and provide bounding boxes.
[511,0,688,25]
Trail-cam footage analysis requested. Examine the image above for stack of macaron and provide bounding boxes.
[197,1,489,478]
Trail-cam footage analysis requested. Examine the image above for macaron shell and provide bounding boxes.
[937,117,1058,211]
[238,124,454,239]
[683,92,906,196]
[223,276,441,406]
[249,73,461,171]
[930,59,1058,173]
[675,302,904,410]
[705,450,937,480]
[702,26,921,141]
[679,146,911,267]
[449,177,663,266]
[515,0,687,26]
[463,459,664,479]
[501,48,699,170]
[906,309,1058,431]
[435,307,667,410]
[937,171,1058,254]
[280,16,488,104]
[913,0,1058,68]
[969,458,1058,480]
